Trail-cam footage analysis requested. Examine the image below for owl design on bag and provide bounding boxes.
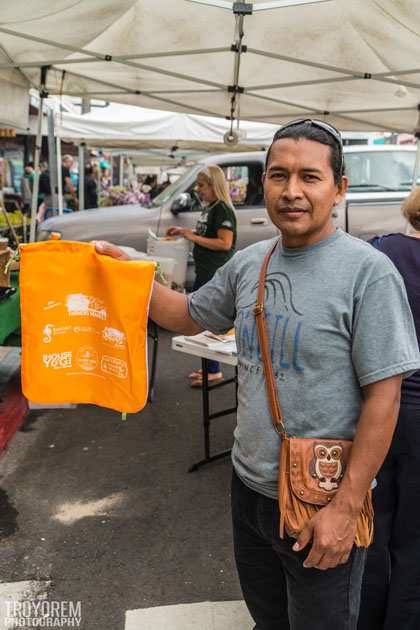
[310,444,344,491]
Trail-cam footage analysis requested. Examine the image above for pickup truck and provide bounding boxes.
[38,145,417,249]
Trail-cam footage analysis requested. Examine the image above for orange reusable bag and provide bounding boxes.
[19,241,156,413]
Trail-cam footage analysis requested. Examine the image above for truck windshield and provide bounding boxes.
[346,150,416,192]
[150,164,201,206]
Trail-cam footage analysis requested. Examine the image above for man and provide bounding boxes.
[95,120,420,629]
[61,155,78,210]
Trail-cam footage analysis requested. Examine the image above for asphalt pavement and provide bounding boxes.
[0,330,244,629]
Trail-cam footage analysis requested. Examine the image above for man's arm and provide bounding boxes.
[294,374,401,570]
[150,281,202,334]
[94,240,202,335]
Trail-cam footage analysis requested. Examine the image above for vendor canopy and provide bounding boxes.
[1,0,420,132]
[57,102,278,151]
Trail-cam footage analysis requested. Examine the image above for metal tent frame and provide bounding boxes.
[1,1,419,133]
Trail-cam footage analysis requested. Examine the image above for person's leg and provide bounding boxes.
[206,359,221,374]
[383,404,420,630]
[278,537,366,630]
[231,470,290,630]
[358,453,396,630]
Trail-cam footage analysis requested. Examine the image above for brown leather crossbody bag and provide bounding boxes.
[254,241,373,547]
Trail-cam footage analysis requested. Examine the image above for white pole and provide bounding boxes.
[56,134,63,215]
[30,100,44,242]
[97,159,101,206]
[119,154,124,187]
[78,143,85,211]
[47,108,58,210]
[128,157,135,187]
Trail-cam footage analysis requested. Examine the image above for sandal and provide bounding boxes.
[188,369,203,379]
[190,372,224,388]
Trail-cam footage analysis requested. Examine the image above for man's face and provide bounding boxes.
[63,158,73,169]
[263,138,348,248]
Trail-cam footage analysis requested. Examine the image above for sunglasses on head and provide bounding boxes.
[279,118,344,171]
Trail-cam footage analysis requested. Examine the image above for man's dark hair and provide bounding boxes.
[265,122,344,184]
[25,161,34,169]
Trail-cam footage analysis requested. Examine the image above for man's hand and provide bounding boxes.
[292,503,357,570]
[93,240,131,261]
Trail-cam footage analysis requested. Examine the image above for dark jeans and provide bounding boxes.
[358,402,420,630]
[231,469,366,630]
[193,273,220,374]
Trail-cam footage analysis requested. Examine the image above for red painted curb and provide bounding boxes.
[0,377,28,450]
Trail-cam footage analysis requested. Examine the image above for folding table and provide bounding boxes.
[172,335,238,472]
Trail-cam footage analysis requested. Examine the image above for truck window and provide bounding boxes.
[345,151,416,192]
[151,164,200,206]
[221,163,264,207]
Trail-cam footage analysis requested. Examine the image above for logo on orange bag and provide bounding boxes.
[66,293,107,320]
[102,327,126,348]
[76,346,99,372]
[101,356,128,379]
[43,352,73,370]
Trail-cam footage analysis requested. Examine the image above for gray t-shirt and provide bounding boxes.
[188,229,420,499]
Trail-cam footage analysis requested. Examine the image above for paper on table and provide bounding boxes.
[207,340,237,355]
[183,332,237,356]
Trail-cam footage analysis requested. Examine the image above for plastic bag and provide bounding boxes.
[20,241,155,413]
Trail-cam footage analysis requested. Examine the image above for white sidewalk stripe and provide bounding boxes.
[125,600,253,630]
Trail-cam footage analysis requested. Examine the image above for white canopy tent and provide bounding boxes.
[57,101,278,151]
[1,0,420,133]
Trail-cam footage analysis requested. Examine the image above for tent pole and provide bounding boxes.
[47,108,58,210]
[78,143,85,210]
[128,158,134,187]
[0,47,231,70]
[30,66,49,243]
[96,159,101,207]
[119,155,124,187]
[29,99,43,242]
[56,133,64,215]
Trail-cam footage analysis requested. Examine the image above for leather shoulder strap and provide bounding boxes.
[253,239,287,438]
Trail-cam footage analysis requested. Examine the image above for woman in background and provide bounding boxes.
[359,188,420,630]
[167,164,237,387]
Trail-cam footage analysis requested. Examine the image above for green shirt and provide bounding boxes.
[193,201,237,282]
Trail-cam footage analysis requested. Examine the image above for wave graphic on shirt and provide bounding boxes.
[241,272,303,316]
